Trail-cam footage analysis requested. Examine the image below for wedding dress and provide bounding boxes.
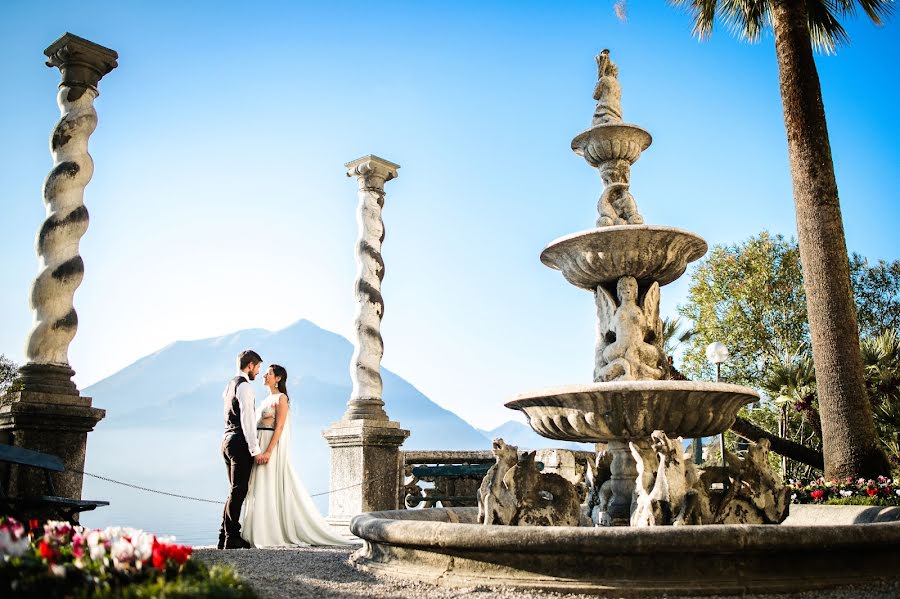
[240,393,353,547]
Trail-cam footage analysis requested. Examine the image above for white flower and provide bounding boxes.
[791,493,797,501]
[840,490,853,497]
[110,538,135,569]
[132,532,154,563]
[0,529,30,558]
[86,530,107,561]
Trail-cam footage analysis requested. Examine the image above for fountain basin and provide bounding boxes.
[541,225,708,290]
[350,506,900,596]
[505,381,757,442]
[571,123,652,167]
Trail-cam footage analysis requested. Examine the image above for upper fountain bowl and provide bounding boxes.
[541,225,708,289]
[505,380,758,442]
[571,123,652,168]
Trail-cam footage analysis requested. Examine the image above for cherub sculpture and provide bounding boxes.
[595,276,666,381]
[597,182,643,226]
[592,49,622,126]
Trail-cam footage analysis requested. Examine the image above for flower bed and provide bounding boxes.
[0,517,256,598]
[790,476,900,506]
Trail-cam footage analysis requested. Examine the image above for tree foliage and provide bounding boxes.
[678,232,900,475]
[678,232,807,386]
[0,354,20,396]
[679,232,900,385]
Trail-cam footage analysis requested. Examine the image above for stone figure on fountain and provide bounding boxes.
[592,49,622,126]
[477,438,519,525]
[713,438,790,524]
[595,277,666,382]
[630,431,709,526]
[477,439,584,527]
[597,182,644,227]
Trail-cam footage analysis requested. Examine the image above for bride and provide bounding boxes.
[240,364,354,547]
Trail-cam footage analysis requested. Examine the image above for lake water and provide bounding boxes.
[79,428,332,546]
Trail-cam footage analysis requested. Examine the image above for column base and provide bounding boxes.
[0,388,105,520]
[322,418,409,535]
[18,363,79,396]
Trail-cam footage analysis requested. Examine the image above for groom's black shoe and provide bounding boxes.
[223,537,253,550]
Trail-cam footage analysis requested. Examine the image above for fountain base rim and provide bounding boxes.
[350,506,900,596]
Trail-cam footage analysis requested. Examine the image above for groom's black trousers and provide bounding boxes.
[219,433,253,546]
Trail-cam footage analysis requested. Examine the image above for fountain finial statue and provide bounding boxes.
[592,49,622,126]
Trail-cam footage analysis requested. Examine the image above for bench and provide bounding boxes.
[404,457,544,508]
[0,443,108,523]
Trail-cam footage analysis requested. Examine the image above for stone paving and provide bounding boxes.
[194,546,900,599]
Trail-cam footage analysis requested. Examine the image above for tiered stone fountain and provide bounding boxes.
[505,49,758,526]
[349,52,900,596]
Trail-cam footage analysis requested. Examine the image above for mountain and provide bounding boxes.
[78,319,493,543]
[86,319,490,449]
[478,420,596,452]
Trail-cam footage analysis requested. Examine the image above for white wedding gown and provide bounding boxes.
[240,393,353,547]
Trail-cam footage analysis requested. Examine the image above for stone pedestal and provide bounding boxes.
[0,385,104,520]
[322,419,409,531]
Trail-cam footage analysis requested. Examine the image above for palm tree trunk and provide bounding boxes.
[770,0,889,479]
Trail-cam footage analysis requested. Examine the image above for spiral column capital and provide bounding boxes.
[346,155,400,194]
[44,33,118,100]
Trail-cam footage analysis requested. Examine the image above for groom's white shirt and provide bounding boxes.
[223,372,262,456]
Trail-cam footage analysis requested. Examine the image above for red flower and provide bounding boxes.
[866,487,878,497]
[39,539,57,561]
[811,489,825,501]
[29,519,40,532]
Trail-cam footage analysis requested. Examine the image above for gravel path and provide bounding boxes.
[193,546,900,599]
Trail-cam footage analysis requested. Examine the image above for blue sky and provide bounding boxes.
[1,1,897,429]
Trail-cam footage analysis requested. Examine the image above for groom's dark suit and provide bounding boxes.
[218,373,261,549]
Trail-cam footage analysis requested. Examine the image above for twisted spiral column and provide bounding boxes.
[20,34,117,394]
[343,155,400,421]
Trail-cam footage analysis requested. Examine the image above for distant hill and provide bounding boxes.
[478,420,596,452]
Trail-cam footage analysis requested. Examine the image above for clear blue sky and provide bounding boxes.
[1,1,897,429]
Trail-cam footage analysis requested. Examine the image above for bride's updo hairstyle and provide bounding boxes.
[271,364,289,402]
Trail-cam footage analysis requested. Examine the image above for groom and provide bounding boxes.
[218,349,269,549]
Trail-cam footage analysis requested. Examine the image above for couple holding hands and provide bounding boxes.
[217,350,352,549]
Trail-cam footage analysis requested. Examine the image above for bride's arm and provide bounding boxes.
[261,395,290,458]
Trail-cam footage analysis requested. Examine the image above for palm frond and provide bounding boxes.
[664,0,894,53]
[719,0,771,42]
[669,0,721,39]
[806,0,851,54]
[832,0,896,24]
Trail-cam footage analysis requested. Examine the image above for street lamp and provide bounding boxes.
[706,341,730,468]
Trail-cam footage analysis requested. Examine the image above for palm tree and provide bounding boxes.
[760,349,819,477]
[661,316,694,359]
[663,0,893,479]
[861,330,900,467]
